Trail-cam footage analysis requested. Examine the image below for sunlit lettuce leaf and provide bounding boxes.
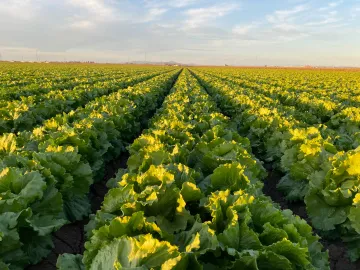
[89,234,179,270]
[83,212,164,268]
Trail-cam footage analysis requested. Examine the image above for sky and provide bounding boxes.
[0,0,359,66]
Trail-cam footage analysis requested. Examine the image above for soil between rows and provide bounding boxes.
[26,152,130,270]
[263,166,360,270]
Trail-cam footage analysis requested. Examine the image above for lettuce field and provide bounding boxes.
[0,63,359,270]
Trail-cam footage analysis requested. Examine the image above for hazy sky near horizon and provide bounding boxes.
[0,0,359,66]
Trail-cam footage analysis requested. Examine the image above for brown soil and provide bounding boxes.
[26,152,129,270]
[263,167,360,270]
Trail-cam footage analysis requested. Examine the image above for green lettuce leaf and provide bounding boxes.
[56,254,84,270]
[89,234,179,270]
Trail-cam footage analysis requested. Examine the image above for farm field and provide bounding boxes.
[0,63,359,270]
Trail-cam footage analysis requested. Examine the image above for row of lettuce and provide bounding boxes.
[200,67,360,109]
[191,69,360,262]
[0,69,181,269]
[0,68,172,134]
[199,69,360,149]
[57,70,329,269]
[0,68,153,101]
[0,63,160,100]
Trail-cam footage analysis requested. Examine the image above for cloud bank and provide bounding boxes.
[0,0,359,66]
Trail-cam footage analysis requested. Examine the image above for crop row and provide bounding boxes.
[189,70,359,153]
[198,69,360,147]
[191,69,360,262]
[0,69,172,134]
[200,68,360,108]
[0,69,181,269]
[57,70,329,269]
[0,63,129,87]
[0,67,166,101]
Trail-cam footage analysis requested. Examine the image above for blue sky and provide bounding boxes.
[0,0,359,66]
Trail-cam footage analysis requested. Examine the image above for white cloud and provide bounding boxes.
[305,17,341,26]
[156,23,176,28]
[0,0,39,20]
[350,6,360,18]
[260,4,310,42]
[266,4,308,24]
[64,0,133,31]
[144,0,198,9]
[67,0,115,21]
[319,1,343,11]
[170,0,198,8]
[150,7,167,15]
[134,7,168,23]
[329,1,343,8]
[273,23,299,31]
[184,3,239,28]
[305,6,342,27]
[69,20,94,29]
[256,1,351,45]
[67,0,168,25]
[276,32,309,42]
[232,23,259,35]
